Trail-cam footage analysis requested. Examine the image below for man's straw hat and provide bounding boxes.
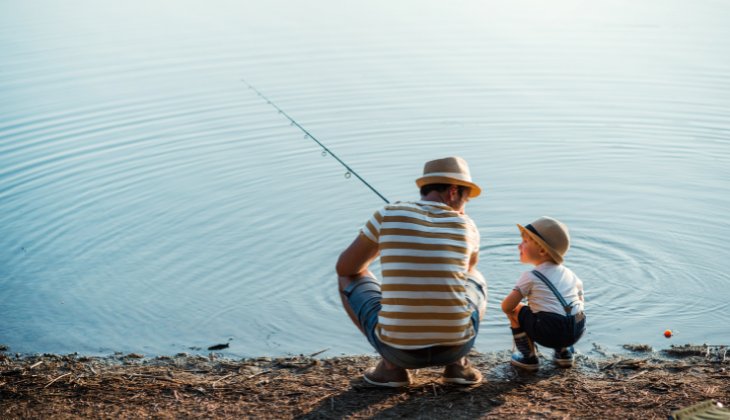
[517,216,570,264]
[415,156,481,198]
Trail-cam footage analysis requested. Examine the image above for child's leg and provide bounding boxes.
[551,313,586,368]
[506,304,539,369]
[506,303,526,328]
[506,303,536,357]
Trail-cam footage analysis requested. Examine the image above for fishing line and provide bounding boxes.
[241,79,389,204]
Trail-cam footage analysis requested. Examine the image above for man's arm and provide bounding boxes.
[336,235,379,278]
[468,252,479,273]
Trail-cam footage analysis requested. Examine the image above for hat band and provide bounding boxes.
[524,224,546,242]
[420,172,472,182]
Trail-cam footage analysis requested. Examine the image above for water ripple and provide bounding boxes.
[1,0,729,357]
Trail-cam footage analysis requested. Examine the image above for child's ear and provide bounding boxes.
[539,247,548,256]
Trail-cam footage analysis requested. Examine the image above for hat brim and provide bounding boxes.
[516,223,565,264]
[416,176,481,198]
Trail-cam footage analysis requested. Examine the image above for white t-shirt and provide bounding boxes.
[514,262,584,316]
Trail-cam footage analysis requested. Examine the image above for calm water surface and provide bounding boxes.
[1,0,729,358]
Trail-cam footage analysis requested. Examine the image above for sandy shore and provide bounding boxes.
[0,344,728,419]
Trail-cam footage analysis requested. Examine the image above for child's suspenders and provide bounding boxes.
[531,270,585,322]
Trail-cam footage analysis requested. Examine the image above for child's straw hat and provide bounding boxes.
[415,156,482,197]
[517,216,570,264]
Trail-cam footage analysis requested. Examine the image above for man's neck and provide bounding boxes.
[421,191,450,206]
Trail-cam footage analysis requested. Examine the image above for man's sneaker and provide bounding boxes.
[552,347,575,367]
[510,353,540,371]
[442,358,482,385]
[363,360,412,387]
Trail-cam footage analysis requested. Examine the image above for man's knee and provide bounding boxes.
[338,276,353,293]
[338,274,365,292]
[338,270,376,292]
[469,267,485,281]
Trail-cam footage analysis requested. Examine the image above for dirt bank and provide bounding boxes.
[1,345,728,419]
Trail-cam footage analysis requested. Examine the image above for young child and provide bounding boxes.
[501,216,586,370]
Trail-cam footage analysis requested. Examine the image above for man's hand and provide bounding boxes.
[336,235,379,278]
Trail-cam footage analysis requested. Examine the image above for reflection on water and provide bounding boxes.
[1,0,729,358]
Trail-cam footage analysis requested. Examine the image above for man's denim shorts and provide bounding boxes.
[343,274,487,369]
[517,305,586,349]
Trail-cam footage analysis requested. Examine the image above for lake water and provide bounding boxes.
[1,0,729,359]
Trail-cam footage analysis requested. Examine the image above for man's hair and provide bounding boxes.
[419,183,468,197]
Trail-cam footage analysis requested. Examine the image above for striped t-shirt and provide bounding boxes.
[359,200,481,350]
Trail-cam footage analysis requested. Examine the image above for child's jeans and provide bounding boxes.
[518,306,586,349]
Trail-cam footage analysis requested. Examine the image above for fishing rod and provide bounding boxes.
[241,79,390,204]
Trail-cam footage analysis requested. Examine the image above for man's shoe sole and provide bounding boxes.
[363,368,411,387]
[442,377,482,385]
[552,356,574,367]
[510,358,539,371]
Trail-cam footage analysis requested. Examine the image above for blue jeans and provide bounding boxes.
[343,275,487,369]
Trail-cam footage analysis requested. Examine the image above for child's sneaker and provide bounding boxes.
[552,347,574,367]
[510,353,540,371]
[510,327,539,370]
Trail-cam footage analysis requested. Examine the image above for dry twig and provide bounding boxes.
[127,374,179,383]
[44,372,71,388]
[211,373,235,387]
[307,347,332,358]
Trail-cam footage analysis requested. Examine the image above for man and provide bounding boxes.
[336,156,487,387]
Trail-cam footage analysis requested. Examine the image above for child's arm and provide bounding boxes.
[578,279,584,301]
[501,289,524,314]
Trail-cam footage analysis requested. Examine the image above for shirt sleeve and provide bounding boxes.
[359,206,386,246]
[514,271,534,299]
